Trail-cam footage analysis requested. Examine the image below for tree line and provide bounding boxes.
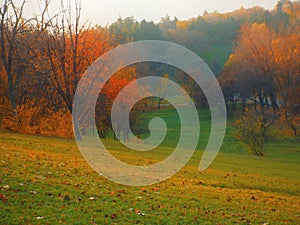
[0,0,299,139]
[219,1,300,136]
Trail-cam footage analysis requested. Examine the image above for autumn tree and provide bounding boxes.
[0,0,27,110]
[0,0,54,132]
[218,54,254,115]
[232,23,279,113]
[96,66,140,141]
[221,19,300,135]
[35,1,109,139]
[273,28,300,135]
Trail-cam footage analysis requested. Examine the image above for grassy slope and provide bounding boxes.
[0,109,300,224]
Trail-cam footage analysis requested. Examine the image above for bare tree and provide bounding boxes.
[0,0,27,110]
[36,1,108,140]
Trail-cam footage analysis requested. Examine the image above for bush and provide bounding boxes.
[236,113,266,156]
[2,102,73,138]
[2,103,40,135]
[40,111,73,138]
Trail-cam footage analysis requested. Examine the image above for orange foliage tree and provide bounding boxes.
[273,30,300,135]
[220,21,300,135]
[34,1,110,139]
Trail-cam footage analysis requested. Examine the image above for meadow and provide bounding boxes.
[0,109,300,224]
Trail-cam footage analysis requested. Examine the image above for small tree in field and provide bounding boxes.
[236,113,266,156]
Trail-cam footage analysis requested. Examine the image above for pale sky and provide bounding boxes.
[25,0,280,26]
[81,0,279,25]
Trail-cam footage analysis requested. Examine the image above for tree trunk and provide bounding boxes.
[258,91,265,114]
[73,117,82,141]
[7,72,16,110]
[264,94,269,108]
[157,97,162,110]
[72,108,82,141]
[242,97,246,113]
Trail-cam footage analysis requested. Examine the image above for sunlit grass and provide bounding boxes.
[0,109,299,224]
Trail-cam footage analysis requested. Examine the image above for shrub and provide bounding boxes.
[40,111,73,138]
[236,113,266,156]
[2,102,73,138]
[2,103,40,135]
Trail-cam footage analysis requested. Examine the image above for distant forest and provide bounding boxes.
[108,0,300,75]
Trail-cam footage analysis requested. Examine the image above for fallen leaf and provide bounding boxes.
[151,187,159,191]
[134,209,146,216]
[0,194,7,203]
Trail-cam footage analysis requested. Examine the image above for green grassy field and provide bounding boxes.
[1,109,300,224]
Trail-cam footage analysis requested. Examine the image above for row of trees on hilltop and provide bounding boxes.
[107,1,300,76]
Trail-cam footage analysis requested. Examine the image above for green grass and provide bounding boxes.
[0,108,300,224]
